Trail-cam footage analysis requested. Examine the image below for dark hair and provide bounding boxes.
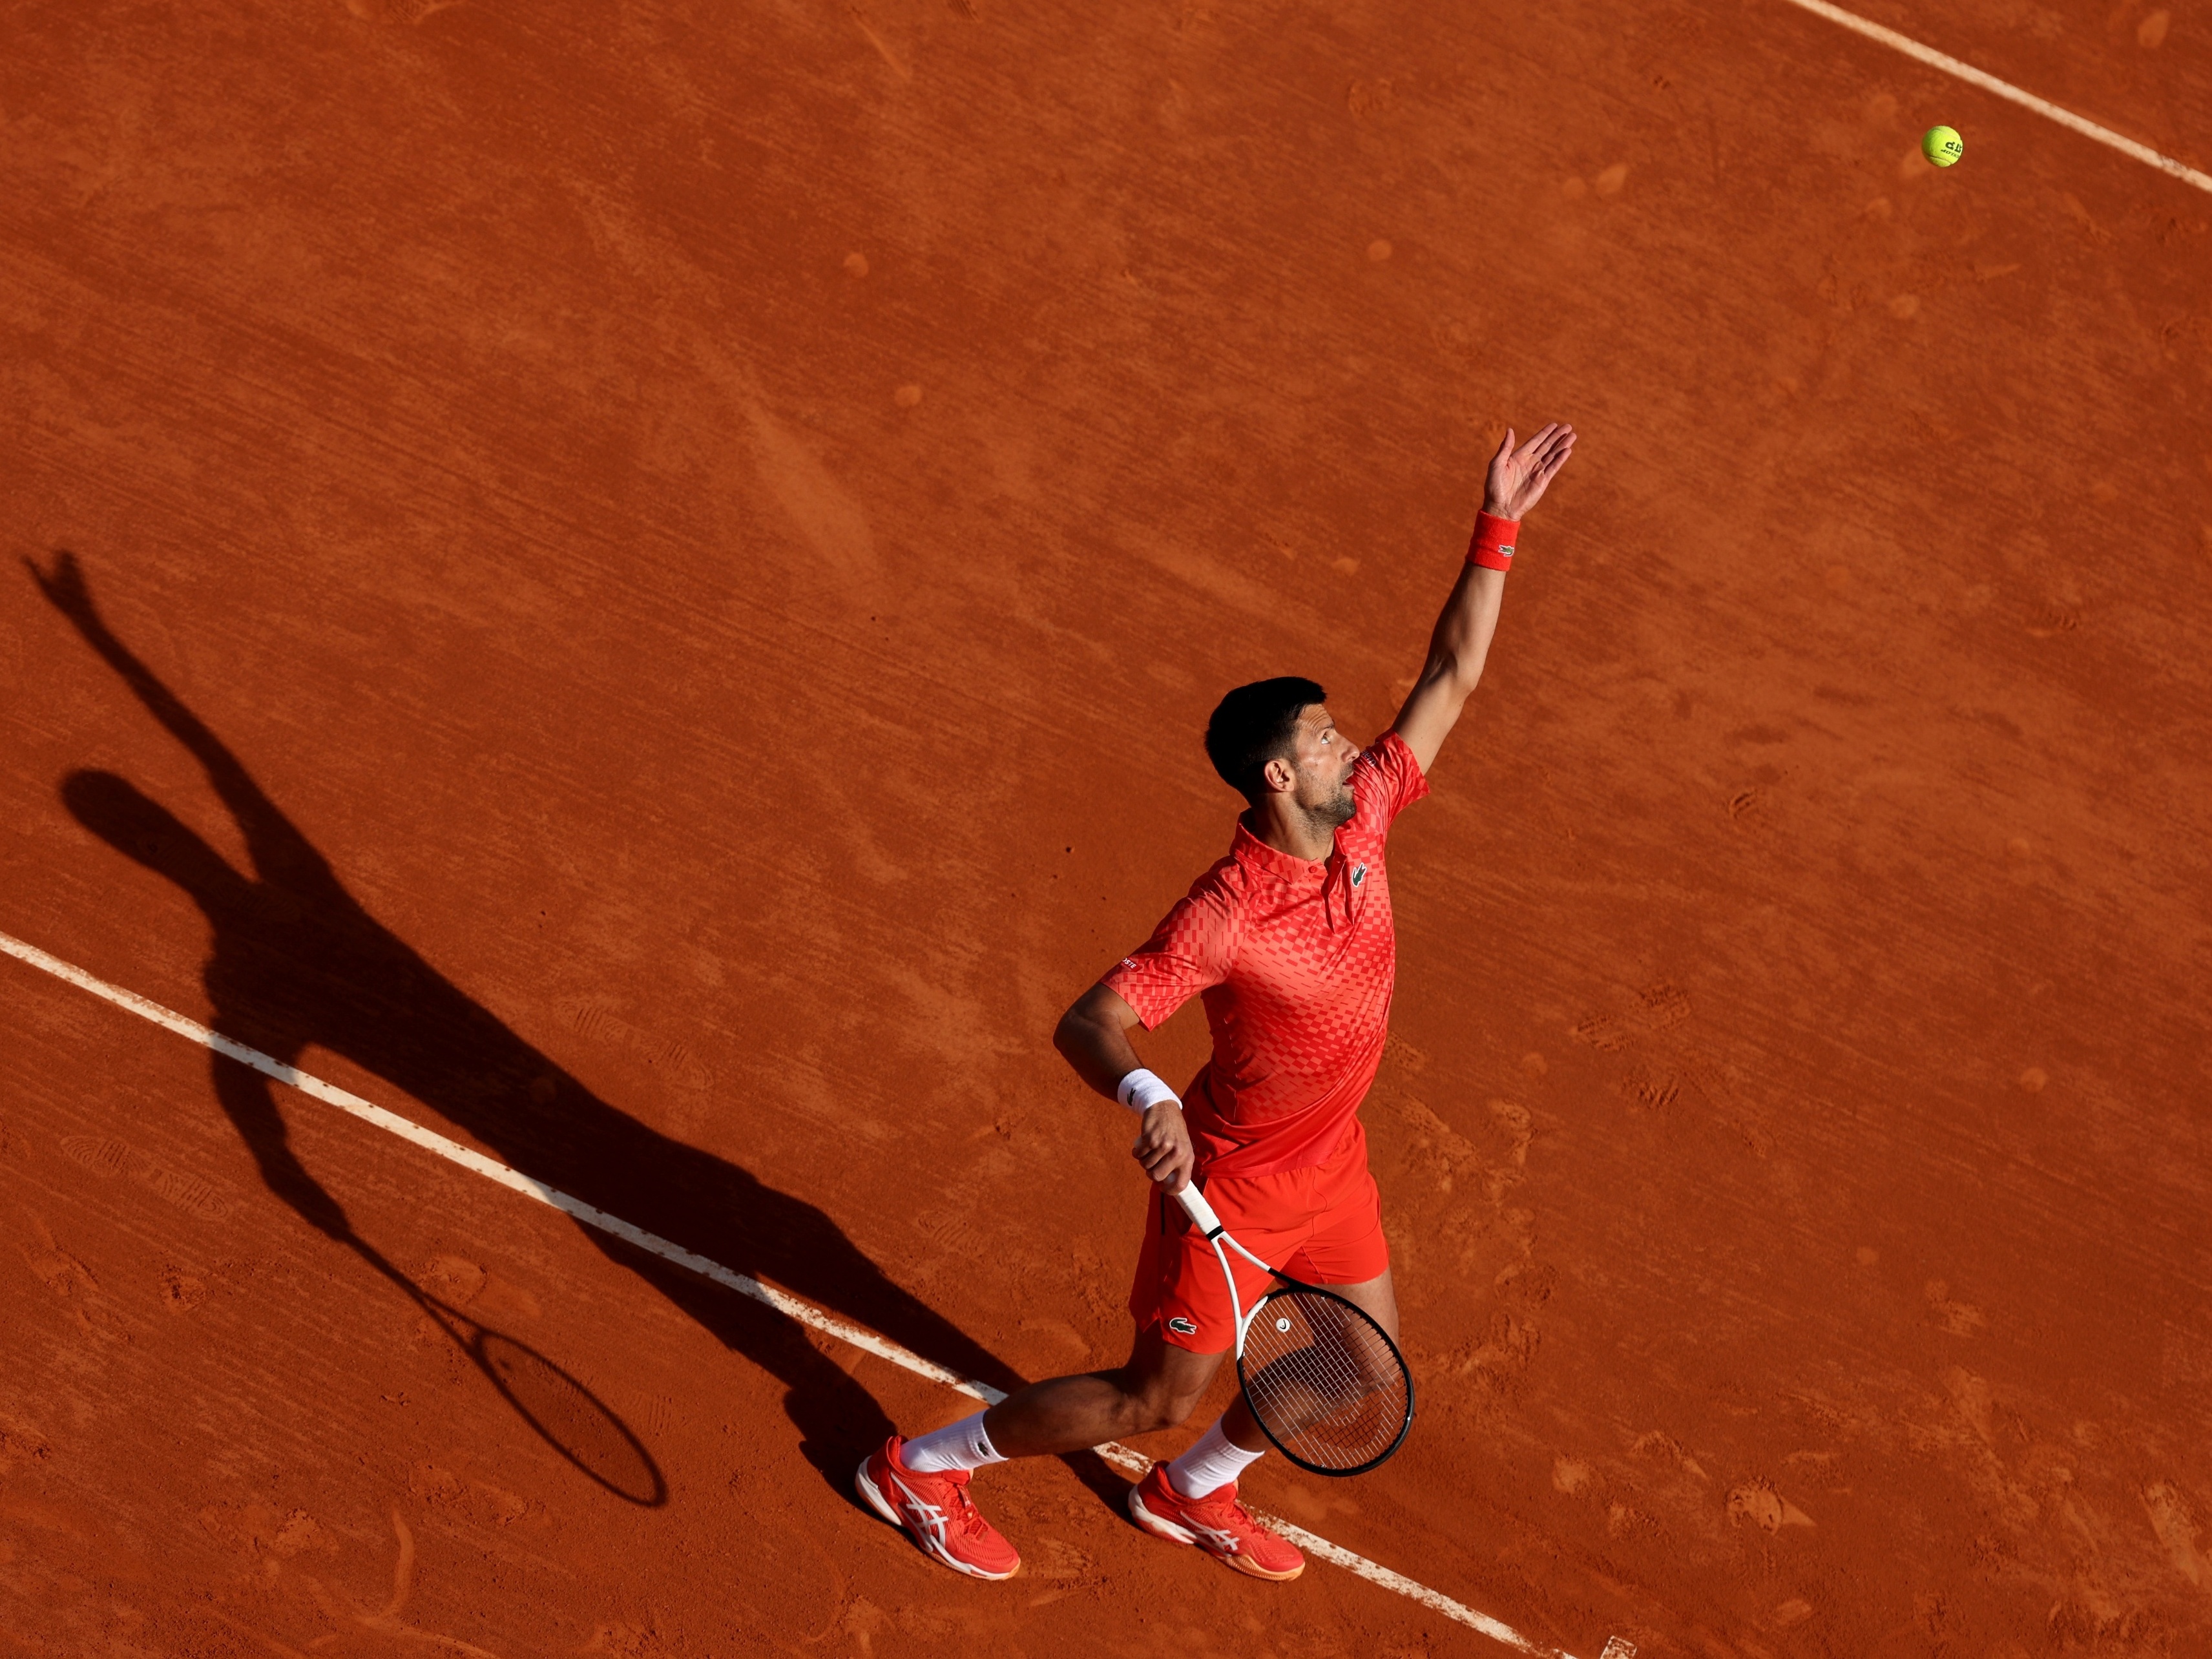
[1204,677,1326,804]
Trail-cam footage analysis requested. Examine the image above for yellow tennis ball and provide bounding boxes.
[1923,125,1964,167]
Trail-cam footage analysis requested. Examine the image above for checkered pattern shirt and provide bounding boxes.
[1101,731,1430,1178]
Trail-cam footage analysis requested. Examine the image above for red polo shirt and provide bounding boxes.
[1101,731,1429,1179]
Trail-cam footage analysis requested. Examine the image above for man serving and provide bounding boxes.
[859,423,1579,1580]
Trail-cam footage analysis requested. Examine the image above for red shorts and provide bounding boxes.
[1128,1116,1388,1354]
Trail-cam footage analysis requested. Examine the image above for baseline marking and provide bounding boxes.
[0,928,1627,1659]
[1773,0,2212,194]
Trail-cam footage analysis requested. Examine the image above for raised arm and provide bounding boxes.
[1390,423,1576,775]
[1055,982,1196,1193]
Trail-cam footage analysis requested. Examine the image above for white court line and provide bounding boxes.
[1773,0,2212,194]
[0,928,1629,1659]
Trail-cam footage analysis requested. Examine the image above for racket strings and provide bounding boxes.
[1238,1289,1410,1472]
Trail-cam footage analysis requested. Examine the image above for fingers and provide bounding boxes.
[1133,1121,1195,1191]
[1151,1143,1192,1192]
[1525,424,1577,483]
[1133,1129,1175,1176]
[1514,421,1559,462]
[1491,423,1572,481]
[1479,420,1578,519]
[1527,424,1571,462]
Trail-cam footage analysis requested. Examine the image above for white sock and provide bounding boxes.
[901,1411,1007,1476]
[1165,1415,1264,1499]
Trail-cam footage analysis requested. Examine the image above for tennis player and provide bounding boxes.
[860,423,1578,1580]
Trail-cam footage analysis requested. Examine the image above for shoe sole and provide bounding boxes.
[854,1457,1021,1582]
[1127,1488,1304,1582]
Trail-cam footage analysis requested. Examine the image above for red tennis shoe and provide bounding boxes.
[1127,1463,1305,1581]
[856,1437,1021,1581]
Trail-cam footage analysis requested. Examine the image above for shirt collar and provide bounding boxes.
[1230,819,1332,884]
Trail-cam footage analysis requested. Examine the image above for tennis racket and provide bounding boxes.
[1173,1184,1414,1477]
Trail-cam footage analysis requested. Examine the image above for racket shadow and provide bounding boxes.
[463,1320,662,1505]
[404,1275,664,1505]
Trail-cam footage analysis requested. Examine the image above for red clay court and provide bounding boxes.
[4,1,2209,1654]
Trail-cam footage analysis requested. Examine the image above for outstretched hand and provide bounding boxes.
[1482,422,1577,521]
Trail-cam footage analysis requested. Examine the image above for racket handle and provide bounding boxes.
[1173,1183,1226,1238]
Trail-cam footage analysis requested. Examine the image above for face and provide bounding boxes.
[1264,705,1358,827]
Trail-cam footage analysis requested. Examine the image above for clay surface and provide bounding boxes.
[3,2,2209,1655]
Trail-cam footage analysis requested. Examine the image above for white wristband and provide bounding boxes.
[1116,1068,1181,1114]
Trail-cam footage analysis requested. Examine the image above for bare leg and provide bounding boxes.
[981,1268,1401,1459]
[1220,1393,1266,1452]
[980,1324,1227,1457]
[1326,1264,1400,1340]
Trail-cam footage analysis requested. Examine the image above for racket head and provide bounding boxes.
[1235,1284,1414,1476]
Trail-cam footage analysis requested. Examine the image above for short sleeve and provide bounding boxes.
[1100,873,1240,1031]
[1351,729,1430,829]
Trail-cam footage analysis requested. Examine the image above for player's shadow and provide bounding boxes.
[27,552,1123,1510]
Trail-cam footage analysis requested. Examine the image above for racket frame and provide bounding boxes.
[1174,1182,1415,1477]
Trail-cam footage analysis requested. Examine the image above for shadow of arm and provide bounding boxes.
[29,552,333,887]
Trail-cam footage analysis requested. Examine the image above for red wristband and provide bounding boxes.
[1467,512,1521,572]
